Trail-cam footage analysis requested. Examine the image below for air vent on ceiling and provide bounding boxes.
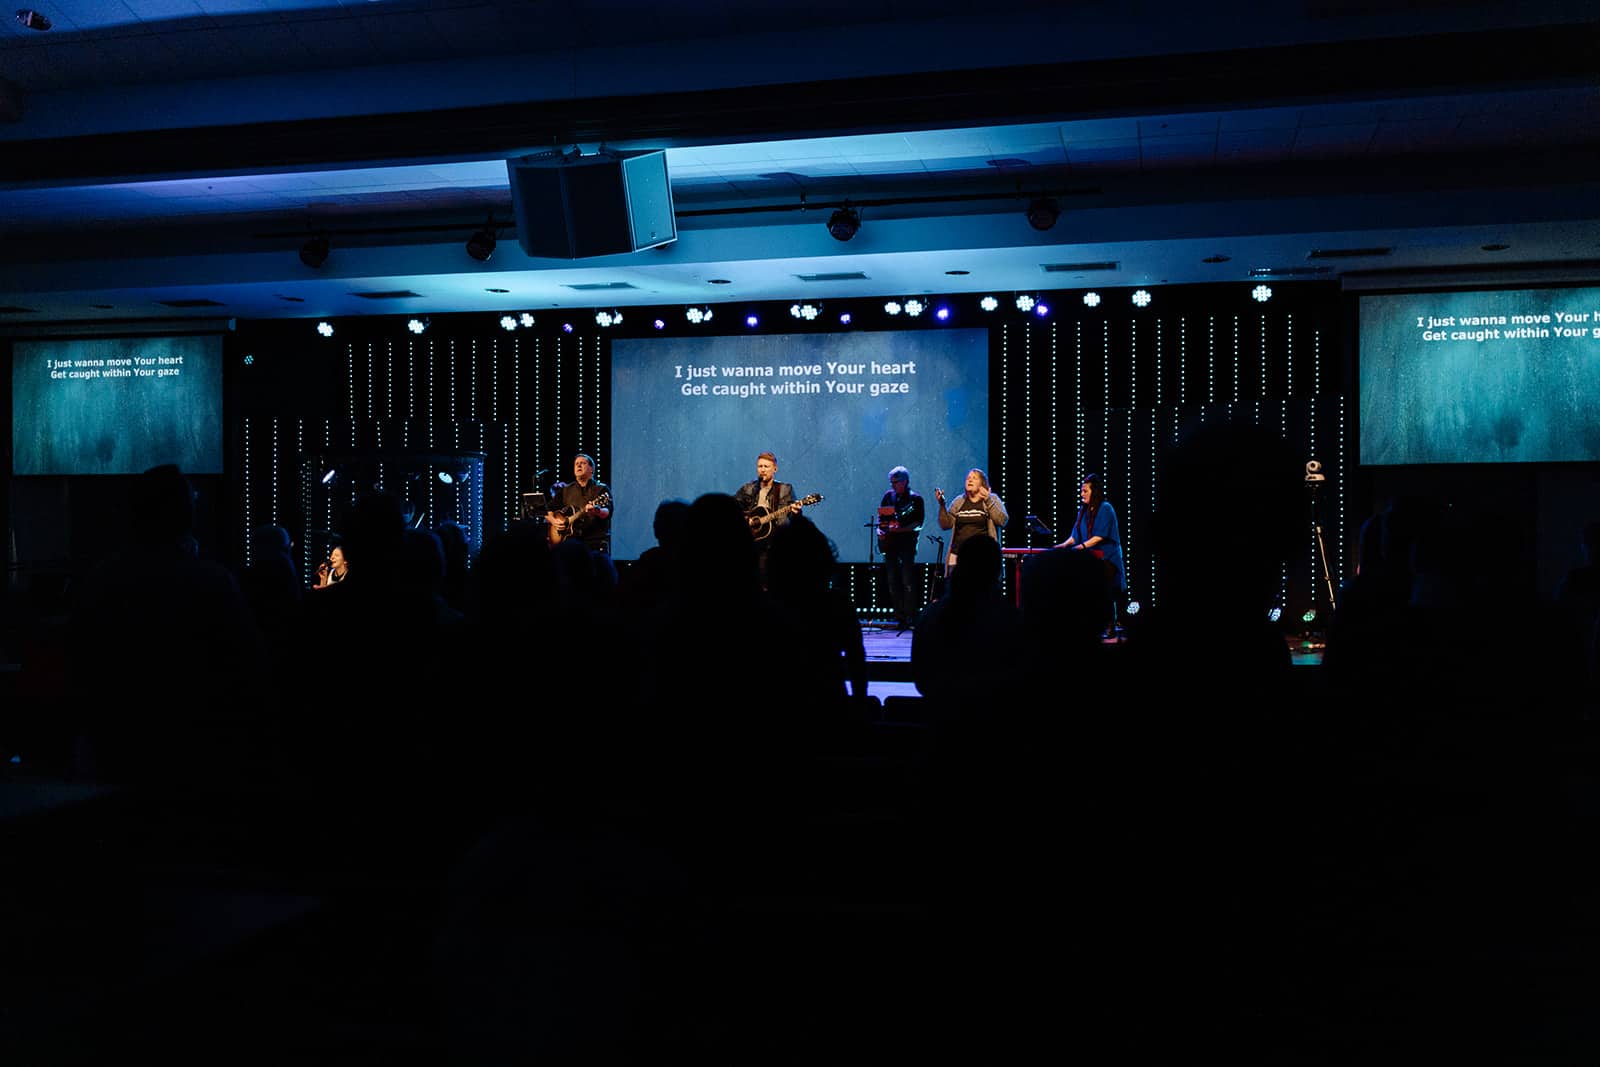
[0,305,39,314]
[351,290,423,300]
[563,282,637,291]
[794,271,869,282]
[1248,266,1332,277]
[158,298,226,308]
[1308,246,1393,259]
[1041,261,1119,274]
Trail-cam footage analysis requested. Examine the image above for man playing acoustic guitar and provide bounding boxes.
[734,450,801,586]
[546,453,612,554]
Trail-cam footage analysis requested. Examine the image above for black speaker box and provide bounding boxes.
[506,150,677,259]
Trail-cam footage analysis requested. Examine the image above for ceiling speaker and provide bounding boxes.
[506,150,677,260]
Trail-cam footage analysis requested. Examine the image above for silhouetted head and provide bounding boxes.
[951,534,1001,596]
[679,493,759,602]
[1152,418,1300,609]
[130,464,195,546]
[652,499,690,550]
[767,515,838,599]
[253,523,291,555]
[342,491,407,569]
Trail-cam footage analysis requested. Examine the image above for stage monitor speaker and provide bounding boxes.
[506,150,677,259]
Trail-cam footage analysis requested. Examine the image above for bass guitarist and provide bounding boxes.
[546,453,612,554]
[877,465,925,631]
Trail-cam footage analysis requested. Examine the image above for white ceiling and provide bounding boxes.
[2,1,1599,323]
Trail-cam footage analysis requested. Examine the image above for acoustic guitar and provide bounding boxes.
[746,492,823,541]
[548,490,611,545]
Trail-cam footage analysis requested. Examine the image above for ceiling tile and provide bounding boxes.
[1216,129,1294,159]
[1138,114,1219,138]
[1059,118,1140,142]
[1299,102,1382,127]
[1218,106,1302,132]
[1290,123,1375,155]
[122,0,208,22]
[1066,139,1138,164]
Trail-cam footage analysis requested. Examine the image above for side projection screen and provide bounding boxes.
[13,334,225,476]
[1359,286,1600,465]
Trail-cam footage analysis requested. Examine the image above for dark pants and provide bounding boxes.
[884,544,920,624]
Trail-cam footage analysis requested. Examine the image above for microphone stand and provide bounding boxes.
[1306,468,1336,621]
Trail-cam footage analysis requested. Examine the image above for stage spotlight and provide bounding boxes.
[519,312,536,327]
[1301,609,1317,625]
[299,236,330,269]
[686,306,713,324]
[465,218,497,262]
[1268,606,1283,623]
[1015,295,1035,312]
[745,314,759,328]
[438,470,455,485]
[407,317,428,335]
[1025,197,1060,231]
[1034,301,1050,317]
[1083,292,1101,307]
[595,310,622,327]
[904,299,925,317]
[980,296,999,312]
[1132,289,1152,308]
[1252,284,1273,303]
[499,315,518,331]
[1126,600,1141,616]
[790,303,820,321]
[562,322,574,333]
[935,306,951,321]
[653,319,666,330]
[827,205,861,242]
[316,321,334,337]
[884,301,902,316]
[438,468,471,486]
[320,467,337,485]
[839,312,852,325]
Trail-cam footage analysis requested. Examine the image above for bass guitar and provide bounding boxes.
[746,493,823,541]
[877,500,923,553]
[548,490,611,545]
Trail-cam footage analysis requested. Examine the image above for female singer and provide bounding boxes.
[314,544,349,588]
[935,468,1007,573]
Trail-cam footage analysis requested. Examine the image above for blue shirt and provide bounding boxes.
[1071,501,1125,591]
